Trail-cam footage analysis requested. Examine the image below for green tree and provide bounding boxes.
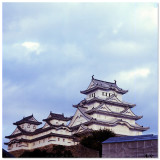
[80,129,115,157]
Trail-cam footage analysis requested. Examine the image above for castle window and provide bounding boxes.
[58,138,60,141]
[56,122,58,125]
[89,94,91,98]
[109,93,111,97]
[27,124,30,128]
[106,93,107,96]
[63,139,65,142]
[33,142,35,146]
[22,124,24,128]
[39,141,40,144]
[43,139,45,143]
[16,143,18,147]
[33,125,36,129]
[102,92,104,96]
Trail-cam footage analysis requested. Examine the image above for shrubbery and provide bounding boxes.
[80,129,115,157]
[20,145,73,158]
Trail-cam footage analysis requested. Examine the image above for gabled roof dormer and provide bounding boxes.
[11,127,21,135]
[43,111,72,122]
[13,114,42,126]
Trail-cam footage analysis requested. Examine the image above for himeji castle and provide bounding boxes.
[5,76,149,152]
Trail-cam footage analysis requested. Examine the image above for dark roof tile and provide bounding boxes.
[102,134,158,144]
[13,115,42,125]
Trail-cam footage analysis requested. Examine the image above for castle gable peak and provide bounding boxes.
[11,127,21,135]
[93,103,112,112]
[121,108,137,116]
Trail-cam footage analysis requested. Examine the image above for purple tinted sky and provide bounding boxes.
[2,3,158,150]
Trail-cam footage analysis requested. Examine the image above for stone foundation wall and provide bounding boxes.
[102,139,158,158]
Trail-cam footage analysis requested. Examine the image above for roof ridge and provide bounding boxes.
[93,78,115,85]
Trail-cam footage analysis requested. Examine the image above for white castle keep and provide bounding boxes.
[5,76,149,152]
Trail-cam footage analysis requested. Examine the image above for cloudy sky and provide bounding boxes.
[2,3,158,149]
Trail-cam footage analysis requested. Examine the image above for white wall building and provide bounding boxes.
[5,76,149,152]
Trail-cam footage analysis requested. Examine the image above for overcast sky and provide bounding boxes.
[2,3,158,150]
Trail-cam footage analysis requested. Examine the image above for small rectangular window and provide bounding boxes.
[58,138,60,141]
[63,139,65,142]
[106,93,107,96]
[102,92,104,96]
[27,124,30,128]
[33,125,36,129]
[22,124,24,128]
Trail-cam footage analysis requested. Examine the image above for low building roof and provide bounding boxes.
[5,124,72,139]
[43,112,72,121]
[102,134,158,144]
[13,114,42,125]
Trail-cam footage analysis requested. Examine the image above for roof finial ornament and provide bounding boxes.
[92,75,94,80]
[114,80,116,84]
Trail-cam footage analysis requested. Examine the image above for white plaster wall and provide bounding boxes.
[93,113,115,122]
[116,93,122,101]
[107,105,125,112]
[50,119,67,125]
[85,102,100,111]
[86,89,123,101]
[8,137,75,152]
[20,123,37,132]
[69,110,88,127]
[111,124,142,136]
[88,123,142,136]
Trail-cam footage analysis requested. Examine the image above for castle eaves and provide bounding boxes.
[80,78,128,94]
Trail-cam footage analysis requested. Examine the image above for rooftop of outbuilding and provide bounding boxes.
[102,134,158,144]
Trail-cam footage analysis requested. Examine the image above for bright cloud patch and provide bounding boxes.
[135,5,158,32]
[101,40,143,55]
[22,42,41,54]
[119,68,150,81]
